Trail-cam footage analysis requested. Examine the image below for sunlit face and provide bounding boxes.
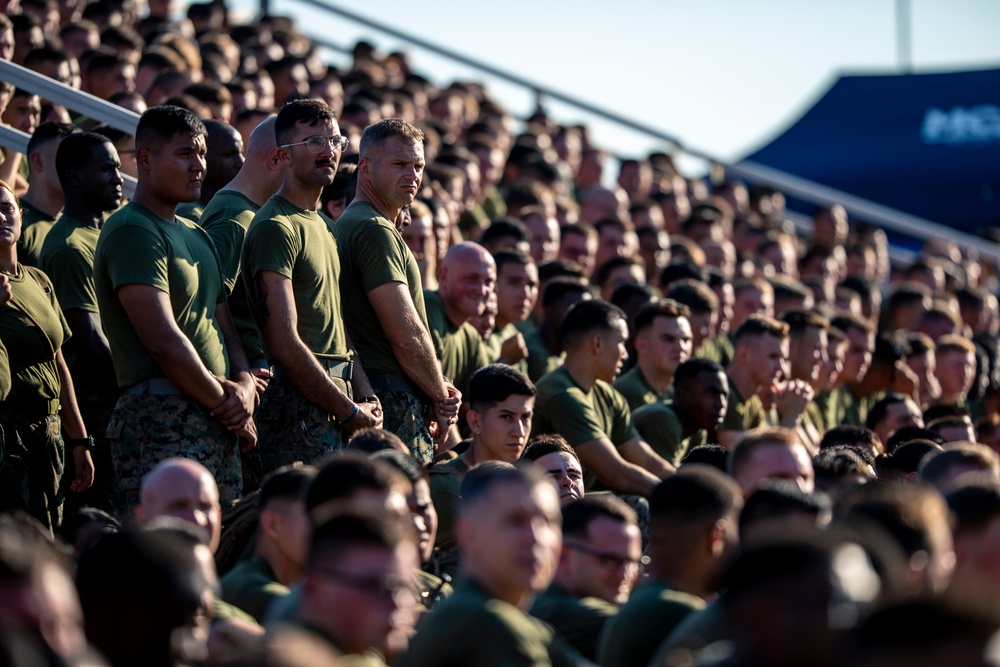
[458,480,562,601]
[363,136,425,212]
[636,315,693,376]
[0,186,21,249]
[307,542,420,657]
[559,230,597,277]
[597,318,630,382]
[743,333,788,389]
[841,326,875,385]
[874,400,924,446]
[735,442,815,496]
[731,287,773,330]
[280,120,341,192]
[563,516,642,604]
[139,131,207,206]
[533,451,584,504]
[2,93,41,134]
[409,479,437,564]
[935,349,976,398]
[439,250,496,321]
[789,326,827,384]
[138,468,222,553]
[469,394,535,463]
[496,260,539,325]
[523,212,560,263]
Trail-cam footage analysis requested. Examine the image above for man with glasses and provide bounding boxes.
[530,495,640,660]
[243,99,381,475]
[597,467,742,667]
[289,505,420,666]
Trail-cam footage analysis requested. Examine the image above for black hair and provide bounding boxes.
[135,105,206,152]
[468,363,536,412]
[274,97,336,146]
[25,121,76,157]
[55,131,113,187]
[560,299,627,349]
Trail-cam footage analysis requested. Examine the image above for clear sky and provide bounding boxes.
[231,0,1000,166]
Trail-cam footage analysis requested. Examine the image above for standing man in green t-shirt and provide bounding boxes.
[200,115,284,378]
[40,131,125,513]
[93,105,258,515]
[613,300,693,411]
[243,98,382,473]
[17,121,76,266]
[334,118,460,463]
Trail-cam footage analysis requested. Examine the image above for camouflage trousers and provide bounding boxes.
[378,389,434,464]
[0,412,65,532]
[255,370,348,475]
[106,393,242,518]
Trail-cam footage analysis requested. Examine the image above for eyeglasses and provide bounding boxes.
[313,567,418,601]
[280,135,349,153]
[564,541,647,569]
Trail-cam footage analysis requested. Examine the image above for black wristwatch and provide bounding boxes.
[70,436,94,450]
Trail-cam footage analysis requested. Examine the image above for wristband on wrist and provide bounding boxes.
[341,403,360,425]
[70,436,94,450]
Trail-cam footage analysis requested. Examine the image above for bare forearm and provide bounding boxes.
[595,463,659,496]
[56,351,87,439]
[272,340,355,420]
[148,335,228,409]
[390,332,449,402]
[623,444,675,478]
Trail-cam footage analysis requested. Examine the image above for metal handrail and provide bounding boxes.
[282,0,1000,263]
[0,60,139,134]
[0,111,136,200]
[0,59,138,198]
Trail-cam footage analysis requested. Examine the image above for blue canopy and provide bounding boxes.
[740,67,1000,233]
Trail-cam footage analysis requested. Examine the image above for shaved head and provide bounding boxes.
[438,241,497,322]
[135,458,222,553]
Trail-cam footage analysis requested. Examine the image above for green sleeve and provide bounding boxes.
[539,389,611,446]
[43,245,99,312]
[244,217,299,281]
[633,405,684,464]
[204,217,248,294]
[354,223,413,293]
[102,225,172,293]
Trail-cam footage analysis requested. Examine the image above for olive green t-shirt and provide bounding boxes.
[612,366,671,412]
[525,327,563,382]
[719,377,768,433]
[487,322,529,375]
[93,202,229,388]
[18,200,59,268]
[533,366,639,491]
[220,555,289,623]
[428,453,470,577]
[529,583,618,661]
[0,265,70,403]
[38,215,101,313]
[200,189,264,364]
[397,579,585,667]
[632,401,707,465]
[175,200,205,224]
[694,332,734,368]
[242,195,348,365]
[333,201,428,377]
[424,290,492,392]
[596,580,705,667]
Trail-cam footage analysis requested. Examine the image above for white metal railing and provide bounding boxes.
[0,59,138,198]
[281,0,1000,264]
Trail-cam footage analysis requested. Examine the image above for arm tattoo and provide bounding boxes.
[255,275,270,325]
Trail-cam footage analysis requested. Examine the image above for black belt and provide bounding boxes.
[273,358,353,383]
[124,378,186,396]
[367,371,421,395]
[0,398,60,420]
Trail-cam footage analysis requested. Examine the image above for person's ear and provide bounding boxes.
[467,408,481,435]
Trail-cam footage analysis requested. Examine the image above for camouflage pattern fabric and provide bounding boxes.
[378,389,434,464]
[0,412,65,531]
[255,370,348,475]
[105,393,242,516]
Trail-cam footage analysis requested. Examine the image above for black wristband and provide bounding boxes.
[70,436,94,450]
[341,403,360,424]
